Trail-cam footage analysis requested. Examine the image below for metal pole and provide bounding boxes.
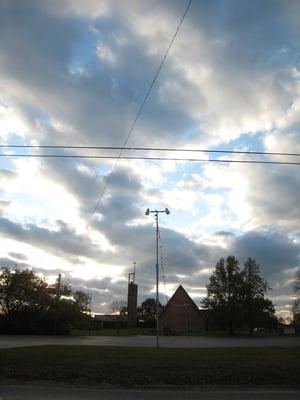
[145,207,169,348]
[155,211,159,348]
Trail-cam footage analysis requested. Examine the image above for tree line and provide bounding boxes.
[2,257,298,336]
[0,267,91,334]
[133,257,277,335]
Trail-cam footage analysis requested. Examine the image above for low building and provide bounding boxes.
[92,314,127,330]
[158,285,205,335]
[284,325,296,335]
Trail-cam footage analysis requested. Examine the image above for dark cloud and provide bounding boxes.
[0,0,79,88]
[8,252,28,261]
[40,156,107,215]
[41,158,142,219]
[1,0,300,152]
[0,257,31,270]
[227,230,300,279]
[240,163,300,229]
[0,216,105,262]
[0,0,193,149]
[214,231,234,237]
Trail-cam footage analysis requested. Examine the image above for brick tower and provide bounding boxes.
[127,262,138,328]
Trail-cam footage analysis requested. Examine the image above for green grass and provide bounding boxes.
[1,346,300,387]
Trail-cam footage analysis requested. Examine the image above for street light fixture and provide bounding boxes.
[145,208,170,347]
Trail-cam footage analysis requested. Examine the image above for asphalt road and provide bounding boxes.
[0,335,299,349]
[0,386,300,400]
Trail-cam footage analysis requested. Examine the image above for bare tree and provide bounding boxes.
[110,300,127,315]
[110,300,127,336]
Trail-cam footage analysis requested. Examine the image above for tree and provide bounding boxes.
[110,300,127,335]
[293,300,300,326]
[202,256,276,335]
[0,267,91,334]
[110,300,127,316]
[73,290,91,313]
[295,268,300,293]
[241,258,272,335]
[293,268,300,326]
[202,256,242,335]
[0,268,50,316]
[137,298,163,328]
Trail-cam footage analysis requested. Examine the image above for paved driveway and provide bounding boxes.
[0,335,299,349]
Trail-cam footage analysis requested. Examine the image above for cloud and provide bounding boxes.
[0,216,104,262]
[245,165,300,229]
[0,200,10,214]
[229,229,300,279]
[4,0,300,150]
[0,257,31,270]
[0,169,17,181]
[8,252,28,261]
[1,0,300,315]
[40,157,144,224]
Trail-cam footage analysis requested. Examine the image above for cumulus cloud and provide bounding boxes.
[229,230,300,278]
[0,216,105,262]
[0,0,299,314]
[8,251,28,261]
[4,0,300,149]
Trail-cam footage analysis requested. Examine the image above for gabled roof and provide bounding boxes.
[159,284,201,318]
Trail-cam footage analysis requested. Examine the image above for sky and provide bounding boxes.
[0,0,300,316]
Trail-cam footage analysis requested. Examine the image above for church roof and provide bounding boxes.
[159,284,201,318]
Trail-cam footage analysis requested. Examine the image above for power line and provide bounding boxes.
[2,144,300,158]
[2,144,300,157]
[1,153,300,165]
[82,0,193,230]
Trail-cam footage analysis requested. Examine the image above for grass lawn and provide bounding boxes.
[0,346,300,388]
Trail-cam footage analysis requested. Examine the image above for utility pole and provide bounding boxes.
[54,273,61,336]
[145,208,170,347]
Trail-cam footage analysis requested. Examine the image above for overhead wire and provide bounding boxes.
[27,0,194,260]
[1,144,300,158]
[78,0,193,232]
[1,153,300,165]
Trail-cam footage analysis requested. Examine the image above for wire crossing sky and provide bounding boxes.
[1,153,300,166]
[84,0,193,232]
[1,144,300,157]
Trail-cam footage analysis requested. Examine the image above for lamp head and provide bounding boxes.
[165,208,170,215]
[145,208,150,216]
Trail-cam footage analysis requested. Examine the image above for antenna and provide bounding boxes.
[128,262,136,284]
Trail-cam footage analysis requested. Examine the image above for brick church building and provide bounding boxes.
[159,285,205,335]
